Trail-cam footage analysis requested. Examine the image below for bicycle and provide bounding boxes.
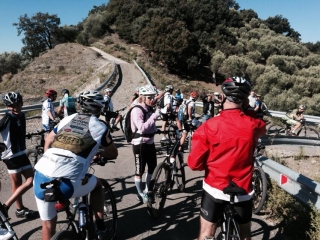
[214,181,246,240]
[103,106,126,133]
[147,128,186,219]
[252,141,267,214]
[267,118,319,138]
[25,129,48,167]
[49,157,117,240]
[0,143,18,240]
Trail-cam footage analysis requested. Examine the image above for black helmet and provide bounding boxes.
[221,77,251,103]
[2,92,23,106]
[61,89,69,95]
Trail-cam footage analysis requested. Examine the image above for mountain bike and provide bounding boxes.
[0,143,18,240]
[147,128,186,219]
[252,141,267,214]
[103,107,126,133]
[267,118,319,138]
[214,182,246,240]
[25,129,48,167]
[50,158,117,240]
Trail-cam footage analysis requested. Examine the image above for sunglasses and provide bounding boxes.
[146,96,155,99]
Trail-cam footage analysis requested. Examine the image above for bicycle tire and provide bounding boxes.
[0,211,18,240]
[147,162,170,219]
[252,166,267,214]
[267,124,287,136]
[51,230,78,240]
[167,124,177,142]
[175,152,186,192]
[297,127,320,138]
[99,178,117,239]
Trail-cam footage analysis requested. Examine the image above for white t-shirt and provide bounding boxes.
[248,95,256,108]
[42,99,55,125]
[104,95,113,112]
[160,92,173,114]
[35,113,107,180]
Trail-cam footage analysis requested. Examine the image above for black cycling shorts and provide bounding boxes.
[3,154,32,173]
[161,113,176,121]
[132,143,157,176]
[104,111,119,120]
[200,190,252,224]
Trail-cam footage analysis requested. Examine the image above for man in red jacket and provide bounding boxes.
[188,77,266,240]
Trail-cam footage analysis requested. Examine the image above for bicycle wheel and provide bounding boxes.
[99,179,117,239]
[175,152,186,192]
[0,211,18,240]
[297,127,320,138]
[252,166,267,214]
[51,230,78,240]
[147,162,170,219]
[267,124,286,136]
[167,124,177,142]
[26,148,41,167]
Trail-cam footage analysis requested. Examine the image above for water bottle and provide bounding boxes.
[170,155,175,164]
[78,203,87,227]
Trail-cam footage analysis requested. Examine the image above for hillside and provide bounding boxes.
[0,43,113,105]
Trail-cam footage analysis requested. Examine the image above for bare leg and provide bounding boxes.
[5,167,34,208]
[198,215,218,240]
[42,216,57,240]
[90,179,105,220]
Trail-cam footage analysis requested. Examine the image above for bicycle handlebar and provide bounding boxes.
[25,129,48,138]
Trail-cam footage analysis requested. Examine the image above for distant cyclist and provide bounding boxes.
[160,85,175,140]
[202,93,214,122]
[103,88,122,131]
[42,89,57,131]
[284,104,306,135]
[56,89,77,118]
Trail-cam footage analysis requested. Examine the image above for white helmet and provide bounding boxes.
[139,85,156,96]
[104,88,112,93]
[214,92,220,96]
[165,85,174,92]
[78,90,105,112]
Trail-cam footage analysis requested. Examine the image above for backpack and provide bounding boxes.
[158,96,165,108]
[177,100,190,122]
[124,105,147,142]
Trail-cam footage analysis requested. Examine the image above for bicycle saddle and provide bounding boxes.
[223,181,246,195]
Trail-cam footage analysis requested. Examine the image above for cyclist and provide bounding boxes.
[33,90,118,240]
[56,89,77,118]
[103,88,122,131]
[160,85,175,140]
[0,180,15,240]
[0,92,39,219]
[284,104,306,135]
[202,93,214,122]
[213,92,222,116]
[42,89,58,131]
[188,77,266,240]
[179,91,200,150]
[130,85,160,203]
[253,94,264,119]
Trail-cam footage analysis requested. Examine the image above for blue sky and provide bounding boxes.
[236,0,320,43]
[0,0,319,54]
[0,0,108,53]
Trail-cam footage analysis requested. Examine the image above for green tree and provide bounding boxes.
[13,12,61,58]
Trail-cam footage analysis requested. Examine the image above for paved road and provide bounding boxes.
[0,127,285,240]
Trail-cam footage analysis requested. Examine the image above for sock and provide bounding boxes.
[144,173,152,193]
[134,177,143,195]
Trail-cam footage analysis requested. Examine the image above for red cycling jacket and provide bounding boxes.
[188,108,266,198]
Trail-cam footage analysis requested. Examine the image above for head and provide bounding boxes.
[176,88,181,94]
[104,88,112,96]
[139,85,156,106]
[207,94,212,101]
[78,90,105,116]
[190,91,198,100]
[61,89,69,96]
[250,91,255,97]
[298,104,306,112]
[255,94,261,100]
[221,77,251,104]
[2,92,23,114]
[165,85,174,93]
[45,89,57,101]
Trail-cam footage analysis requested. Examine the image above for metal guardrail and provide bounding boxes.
[133,60,152,86]
[257,154,320,209]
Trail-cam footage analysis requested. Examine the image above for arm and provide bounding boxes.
[187,124,209,171]
[188,104,193,121]
[293,111,304,120]
[132,107,159,133]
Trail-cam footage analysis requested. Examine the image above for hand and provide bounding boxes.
[155,109,161,117]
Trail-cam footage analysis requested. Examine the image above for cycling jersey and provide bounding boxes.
[0,112,27,159]
[188,109,266,202]
[130,103,158,145]
[59,94,77,117]
[35,113,112,180]
[42,98,55,126]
